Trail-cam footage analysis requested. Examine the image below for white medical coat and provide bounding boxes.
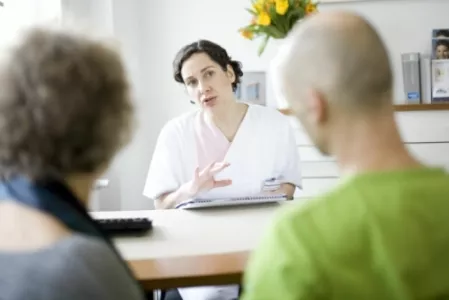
[143,104,301,300]
[144,104,301,201]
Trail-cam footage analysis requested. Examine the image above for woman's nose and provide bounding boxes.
[198,81,210,93]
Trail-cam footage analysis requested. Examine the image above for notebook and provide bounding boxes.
[175,193,288,210]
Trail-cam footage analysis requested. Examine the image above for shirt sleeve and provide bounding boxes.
[279,117,302,188]
[241,209,322,300]
[143,122,183,200]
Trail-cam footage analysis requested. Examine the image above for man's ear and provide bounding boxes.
[306,89,328,125]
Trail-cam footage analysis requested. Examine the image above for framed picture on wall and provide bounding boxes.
[430,28,449,103]
[431,59,449,103]
[235,71,266,106]
[431,28,449,60]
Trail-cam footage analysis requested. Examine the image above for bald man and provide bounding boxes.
[241,11,449,300]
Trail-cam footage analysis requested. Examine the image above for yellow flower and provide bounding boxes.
[265,0,274,11]
[275,0,289,15]
[240,29,254,40]
[306,2,317,14]
[253,0,264,12]
[257,11,271,26]
[265,0,275,8]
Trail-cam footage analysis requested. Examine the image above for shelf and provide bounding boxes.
[278,103,449,115]
[394,103,449,111]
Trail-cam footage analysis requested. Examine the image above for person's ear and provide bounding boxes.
[226,64,236,83]
[306,89,328,125]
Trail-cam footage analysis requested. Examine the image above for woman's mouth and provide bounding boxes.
[203,96,217,106]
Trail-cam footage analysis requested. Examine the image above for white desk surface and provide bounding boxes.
[90,203,293,261]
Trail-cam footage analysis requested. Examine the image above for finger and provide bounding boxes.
[194,167,200,181]
[209,162,230,175]
[201,162,229,176]
[201,162,216,176]
[213,179,232,188]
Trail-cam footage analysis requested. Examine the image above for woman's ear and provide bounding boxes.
[226,64,236,83]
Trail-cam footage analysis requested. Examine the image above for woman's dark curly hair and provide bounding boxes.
[173,40,243,92]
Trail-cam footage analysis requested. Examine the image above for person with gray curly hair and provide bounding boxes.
[0,27,146,300]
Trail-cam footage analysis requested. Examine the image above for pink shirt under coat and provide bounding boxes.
[194,111,230,170]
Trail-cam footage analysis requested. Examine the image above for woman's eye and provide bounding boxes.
[205,70,214,77]
[187,80,197,86]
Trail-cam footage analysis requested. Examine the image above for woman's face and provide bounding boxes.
[436,45,449,59]
[181,52,235,111]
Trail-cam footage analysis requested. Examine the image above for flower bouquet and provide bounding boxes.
[240,0,318,55]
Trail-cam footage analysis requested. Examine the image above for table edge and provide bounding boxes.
[128,251,250,290]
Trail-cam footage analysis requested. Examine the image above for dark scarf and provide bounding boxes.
[0,176,148,297]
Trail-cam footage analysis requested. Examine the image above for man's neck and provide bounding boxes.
[330,114,422,176]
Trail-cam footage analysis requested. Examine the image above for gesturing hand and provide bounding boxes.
[187,162,232,197]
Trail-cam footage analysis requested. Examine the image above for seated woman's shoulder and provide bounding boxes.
[47,234,145,299]
[0,234,145,300]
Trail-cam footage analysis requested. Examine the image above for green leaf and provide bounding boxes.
[287,7,305,29]
[268,6,292,36]
[245,25,266,35]
[258,35,270,56]
[268,5,287,35]
[245,8,257,16]
[264,25,286,39]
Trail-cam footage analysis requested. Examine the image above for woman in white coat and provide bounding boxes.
[143,40,301,300]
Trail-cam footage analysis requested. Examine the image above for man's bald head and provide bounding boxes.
[273,11,393,114]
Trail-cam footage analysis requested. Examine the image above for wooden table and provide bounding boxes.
[91,202,290,290]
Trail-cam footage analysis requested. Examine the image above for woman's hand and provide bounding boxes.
[183,162,232,198]
[156,162,232,209]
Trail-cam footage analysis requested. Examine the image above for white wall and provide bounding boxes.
[109,0,156,210]
[141,0,449,108]
[61,0,449,209]
[0,0,60,47]
[62,0,158,211]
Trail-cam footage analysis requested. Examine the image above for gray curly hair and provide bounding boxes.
[0,27,134,180]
